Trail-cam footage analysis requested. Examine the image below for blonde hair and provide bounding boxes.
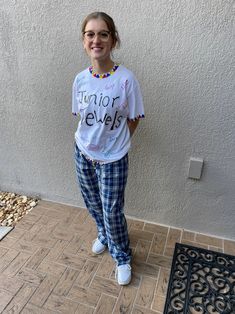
[81,12,120,48]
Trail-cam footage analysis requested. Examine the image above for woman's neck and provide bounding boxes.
[91,59,114,74]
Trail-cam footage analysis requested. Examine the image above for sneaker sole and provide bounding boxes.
[92,247,106,255]
[118,277,131,285]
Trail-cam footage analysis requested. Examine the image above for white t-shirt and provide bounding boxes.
[72,64,144,163]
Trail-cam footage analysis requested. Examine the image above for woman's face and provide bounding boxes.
[83,18,114,63]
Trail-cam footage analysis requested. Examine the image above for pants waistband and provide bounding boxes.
[75,143,106,165]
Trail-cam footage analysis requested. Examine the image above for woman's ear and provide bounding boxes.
[112,39,117,49]
[83,40,86,51]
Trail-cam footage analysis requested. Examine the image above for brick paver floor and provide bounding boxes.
[0,200,235,313]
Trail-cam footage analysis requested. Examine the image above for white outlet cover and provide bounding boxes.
[188,157,204,179]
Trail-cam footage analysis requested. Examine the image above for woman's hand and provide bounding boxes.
[127,119,139,137]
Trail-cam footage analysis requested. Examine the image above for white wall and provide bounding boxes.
[1,0,234,239]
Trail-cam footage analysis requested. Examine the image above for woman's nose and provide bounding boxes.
[93,34,101,43]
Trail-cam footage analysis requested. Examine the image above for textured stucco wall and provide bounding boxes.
[1,0,234,239]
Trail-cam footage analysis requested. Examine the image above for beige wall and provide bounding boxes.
[1,0,234,239]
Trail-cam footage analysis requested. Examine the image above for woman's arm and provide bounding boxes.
[127,119,139,137]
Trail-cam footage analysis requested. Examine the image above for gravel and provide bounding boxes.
[0,191,38,227]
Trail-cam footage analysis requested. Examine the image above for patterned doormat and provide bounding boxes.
[164,243,235,314]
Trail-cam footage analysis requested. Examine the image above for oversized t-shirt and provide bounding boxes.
[72,64,144,163]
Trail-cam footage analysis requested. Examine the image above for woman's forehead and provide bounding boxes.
[84,18,109,31]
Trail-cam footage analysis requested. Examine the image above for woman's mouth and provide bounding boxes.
[92,47,103,52]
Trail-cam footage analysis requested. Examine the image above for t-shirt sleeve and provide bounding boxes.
[72,76,78,115]
[127,78,145,121]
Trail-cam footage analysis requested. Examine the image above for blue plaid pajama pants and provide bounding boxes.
[74,143,131,266]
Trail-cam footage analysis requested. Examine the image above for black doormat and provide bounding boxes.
[164,242,235,314]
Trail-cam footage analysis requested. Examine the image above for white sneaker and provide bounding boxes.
[115,264,132,285]
[92,238,106,255]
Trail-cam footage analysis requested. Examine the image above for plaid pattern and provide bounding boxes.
[74,143,131,266]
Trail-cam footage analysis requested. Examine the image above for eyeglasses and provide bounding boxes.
[83,30,111,42]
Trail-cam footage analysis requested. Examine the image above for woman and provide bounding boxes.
[73,12,144,285]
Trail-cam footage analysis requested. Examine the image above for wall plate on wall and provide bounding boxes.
[188,157,204,179]
[0,226,14,240]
